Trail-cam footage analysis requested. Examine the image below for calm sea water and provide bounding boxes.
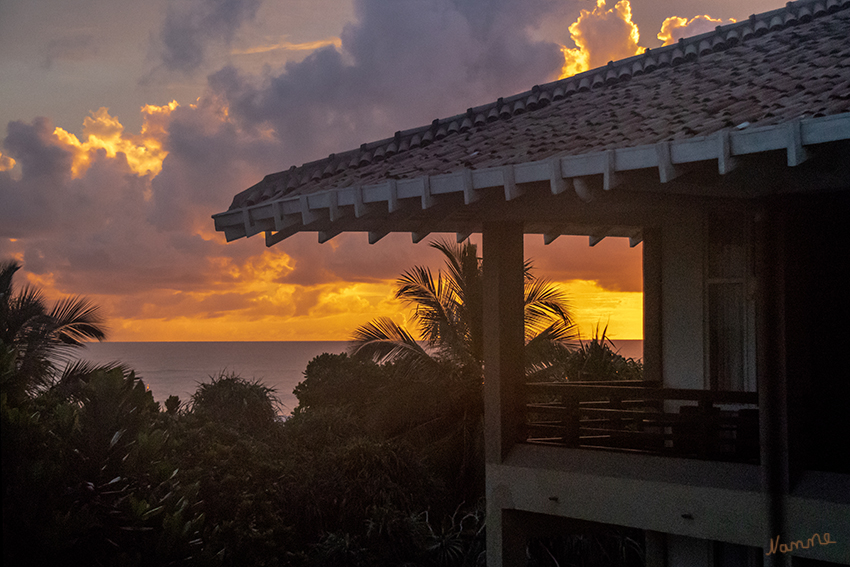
[81,340,642,415]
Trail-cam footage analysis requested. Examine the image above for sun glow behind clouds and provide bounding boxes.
[559,0,643,79]
[557,2,735,80]
[0,152,15,172]
[657,15,735,45]
[52,101,178,178]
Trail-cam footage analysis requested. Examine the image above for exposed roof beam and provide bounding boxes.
[462,169,480,205]
[318,228,343,243]
[656,141,684,183]
[503,165,522,200]
[787,119,810,167]
[549,157,569,195]
[354,185,372,218]
[369,231,388,244]
[265,226,300,247]
[717,129,738,175]
[604,150,621,191]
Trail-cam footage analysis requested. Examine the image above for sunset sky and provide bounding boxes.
[1,0,778,342]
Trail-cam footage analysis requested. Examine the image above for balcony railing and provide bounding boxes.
[524,381,760,463]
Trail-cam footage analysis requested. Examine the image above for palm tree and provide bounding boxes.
[350,239,577,383]
[1,259,108,403]
[349,240,576,502]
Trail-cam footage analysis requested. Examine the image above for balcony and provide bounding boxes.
[524,381,759,463]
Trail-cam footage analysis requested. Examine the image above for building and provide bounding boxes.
[214,0,850,564]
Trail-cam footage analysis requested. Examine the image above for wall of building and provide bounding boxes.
[661,209,705,390]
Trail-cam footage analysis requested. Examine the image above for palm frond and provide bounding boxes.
[350,317,441,379]
[53,358,130,398]
[524,278,573,338]
[0,260,22,301]
[49,295,107,345]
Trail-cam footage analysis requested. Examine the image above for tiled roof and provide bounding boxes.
[214,0,850,243]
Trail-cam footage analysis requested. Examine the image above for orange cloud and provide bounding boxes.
[0,151,15,172]
[52,101,178,178]
[658,15,736,45]
[559,0,643,79]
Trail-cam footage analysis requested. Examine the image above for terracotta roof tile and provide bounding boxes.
[223,0,850,211]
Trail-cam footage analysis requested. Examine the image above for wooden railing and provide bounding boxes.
[524,381,760,463]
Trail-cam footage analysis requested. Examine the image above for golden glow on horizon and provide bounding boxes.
[558,279,642,340]
[52,102,178,178]
[558,0,643,79]
[101,278,642,342]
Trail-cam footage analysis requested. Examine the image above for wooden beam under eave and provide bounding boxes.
[318,229,342,243]
[656,140,683,184]
[368,230,388,244]
[265,227,300,247]
[786,119,810,167]
[717,129,739,175]
[543,231,561,245]
[463,169,480,205]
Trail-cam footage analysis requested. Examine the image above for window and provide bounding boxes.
[706,213,754,392]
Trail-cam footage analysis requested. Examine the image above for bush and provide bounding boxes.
[190,371,282,436]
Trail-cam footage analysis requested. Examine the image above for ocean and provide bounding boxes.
[81,340,643,415]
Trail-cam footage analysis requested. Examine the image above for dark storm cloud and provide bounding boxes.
[2,118,72,183]
[204,0,564,166]
[158,0,262,73]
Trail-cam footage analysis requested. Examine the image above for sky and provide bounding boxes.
[0,0,778,343]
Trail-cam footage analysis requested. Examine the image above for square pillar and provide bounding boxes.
[482,221,525,463]
[483,221,525,567]
[642,226,663,385]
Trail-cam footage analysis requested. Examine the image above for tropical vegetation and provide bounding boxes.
[2,255,643,566]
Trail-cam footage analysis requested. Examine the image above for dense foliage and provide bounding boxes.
[2,257,643,566]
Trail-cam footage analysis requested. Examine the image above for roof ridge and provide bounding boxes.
[233,0,850,209]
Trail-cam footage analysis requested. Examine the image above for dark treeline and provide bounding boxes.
[2,250,644,566]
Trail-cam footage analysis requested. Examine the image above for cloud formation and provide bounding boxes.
[560,0,643,78]
[3,0,656,341]
[657,14,736,45]
[231,37,342,55]
[157,0,262,73]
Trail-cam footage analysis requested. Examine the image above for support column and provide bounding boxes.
[642,226,663,385]
[755,207,790,567]
[482,221,526,463]
[483,221,525,567]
